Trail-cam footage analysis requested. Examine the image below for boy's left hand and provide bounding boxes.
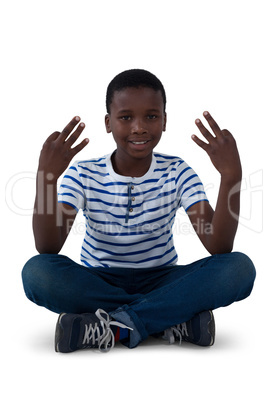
[192,111,242,180]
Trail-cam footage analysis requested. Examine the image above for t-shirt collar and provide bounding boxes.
[106,151,156,183]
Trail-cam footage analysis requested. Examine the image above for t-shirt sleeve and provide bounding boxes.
[58,162,86,212]
[176,160,209,212]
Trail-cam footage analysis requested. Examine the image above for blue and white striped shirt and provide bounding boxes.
[58,152,208,268]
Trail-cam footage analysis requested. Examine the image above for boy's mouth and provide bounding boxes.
[130,141,149,145]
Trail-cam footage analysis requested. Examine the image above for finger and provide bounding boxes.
[203,111,222,137]
[70,138,89,156]
[60,116,81,140]
[222,128,233,137]
[45,131,61,143]
[195,118,215,142]
[191,134,209,151]
[65,122,86,147]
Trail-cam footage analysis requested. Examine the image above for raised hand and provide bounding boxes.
[38,116,89,180]
[192,111,242,180]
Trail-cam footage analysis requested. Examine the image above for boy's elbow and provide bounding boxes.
[33,228,66,255]
[205,238,234,255]
[34,236,63,255]
[35,243,61,255]
[209,246,233,255]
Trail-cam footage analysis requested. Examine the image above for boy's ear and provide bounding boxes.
[105,114,112,133]
[163,112,167,132]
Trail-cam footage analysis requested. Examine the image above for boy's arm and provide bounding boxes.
[33,116,89,254]
[186,111,242,255]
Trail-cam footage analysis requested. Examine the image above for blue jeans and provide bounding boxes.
[22,252,256,348]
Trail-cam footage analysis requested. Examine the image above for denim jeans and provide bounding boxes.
[22,252,256,348]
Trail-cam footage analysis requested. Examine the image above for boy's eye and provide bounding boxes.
[119,115,157,121]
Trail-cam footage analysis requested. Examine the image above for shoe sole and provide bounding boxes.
[55,313,67,352]
[198,310,215,346]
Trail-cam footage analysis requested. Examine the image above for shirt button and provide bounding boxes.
[129,208,133,212]
[132,197,135,201]
[131,185,134,190]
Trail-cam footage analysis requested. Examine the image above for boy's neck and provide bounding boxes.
[111,151,153,178]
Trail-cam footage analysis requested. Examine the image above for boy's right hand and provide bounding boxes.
[38,116,89,180]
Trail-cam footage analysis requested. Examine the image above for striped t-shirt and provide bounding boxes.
[58,152,208,268]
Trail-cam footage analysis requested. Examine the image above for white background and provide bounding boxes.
[1,0,267,400]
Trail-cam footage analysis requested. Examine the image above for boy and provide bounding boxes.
[22,69,256,353]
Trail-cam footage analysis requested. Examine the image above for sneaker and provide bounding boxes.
[55,308,132,353]
[163,310,215,347]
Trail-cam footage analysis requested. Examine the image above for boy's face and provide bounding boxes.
[105,87,166,163]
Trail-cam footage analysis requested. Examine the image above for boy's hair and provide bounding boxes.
[106,69,166,114]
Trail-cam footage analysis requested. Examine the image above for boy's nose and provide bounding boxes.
[131,120,148,135]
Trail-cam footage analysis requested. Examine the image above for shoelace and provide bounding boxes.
[82,309,133,352]
[163,322,189,345]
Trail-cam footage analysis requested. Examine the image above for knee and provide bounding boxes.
[22,254,55,300]
[224,252,256,299]
[230,252,256,284]
[22,255,45,286]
